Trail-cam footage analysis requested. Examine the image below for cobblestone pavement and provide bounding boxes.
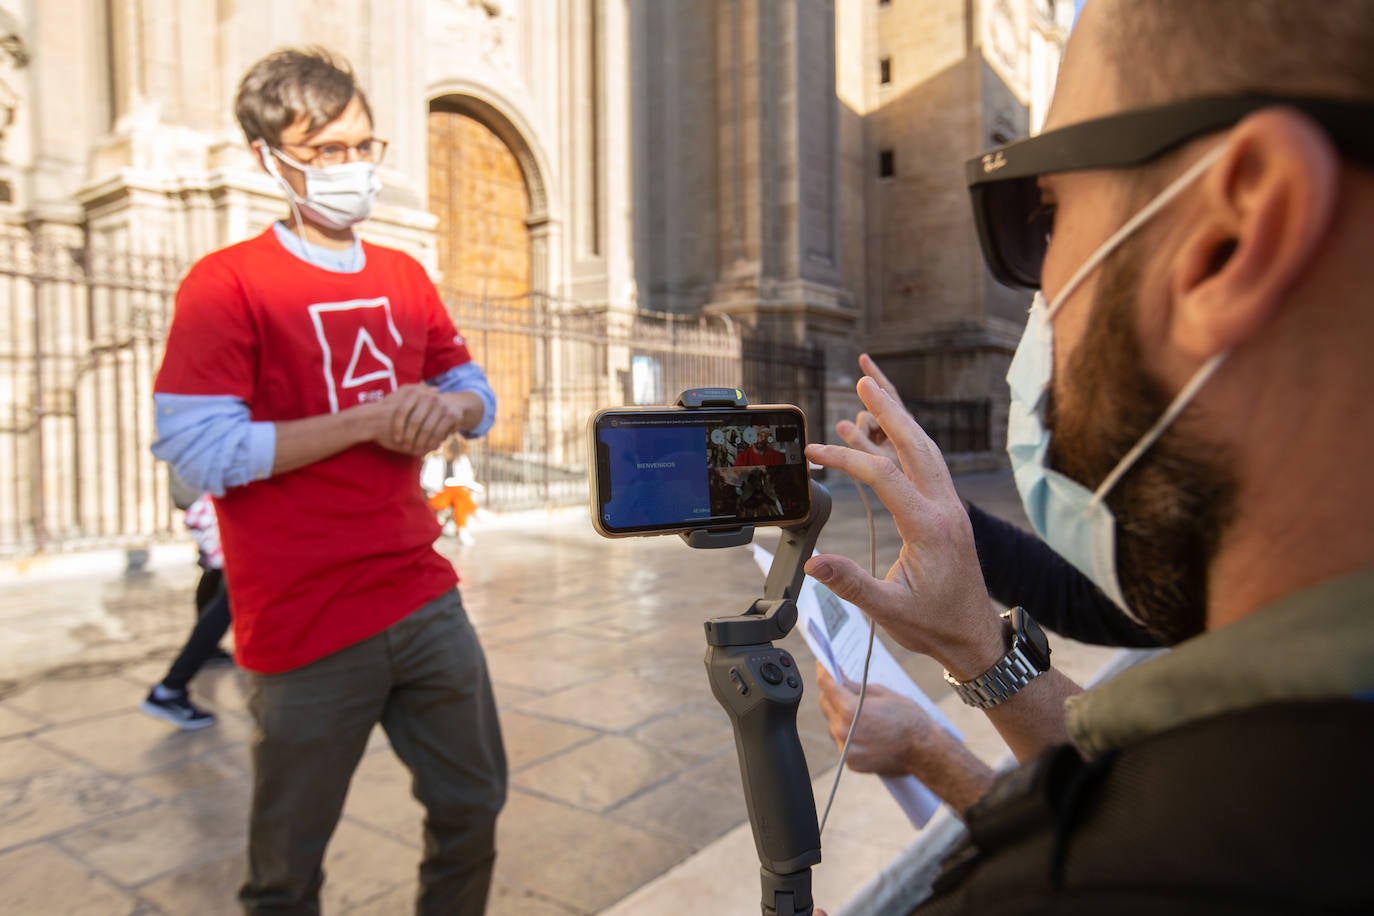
[0,472,1030,915]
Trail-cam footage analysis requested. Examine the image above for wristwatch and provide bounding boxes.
[943,606,1051,709]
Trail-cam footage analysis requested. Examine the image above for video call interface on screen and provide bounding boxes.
[596,410,809,532]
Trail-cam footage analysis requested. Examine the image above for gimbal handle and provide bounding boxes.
[673,386,829,916]
[701,482,831,916]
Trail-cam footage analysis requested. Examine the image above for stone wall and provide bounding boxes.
[847,0,1064,458]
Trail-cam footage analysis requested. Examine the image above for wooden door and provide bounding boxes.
[428,108,533,453]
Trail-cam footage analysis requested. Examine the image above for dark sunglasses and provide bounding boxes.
[966,93,1374,290]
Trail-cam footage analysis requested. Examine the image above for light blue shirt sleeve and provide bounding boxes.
[152,363,493,494]
[429,361,497,439]
[151,394,276,497]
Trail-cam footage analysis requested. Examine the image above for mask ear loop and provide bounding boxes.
[1089,351,1228,507]
[1037,143,1233,507]
[1045,142,1231,321]
[259,143,321,269]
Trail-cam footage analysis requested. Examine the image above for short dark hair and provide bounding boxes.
[1100,0,1374,108]
[1095,0,1374,206]
[234,47,373,147]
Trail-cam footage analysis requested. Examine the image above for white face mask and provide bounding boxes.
[264,148,381,230]
[1006,143,1229,627]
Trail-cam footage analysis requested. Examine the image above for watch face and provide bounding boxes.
[1013,607,1052,669]
[710,428,725,444]
[742,426,758,445]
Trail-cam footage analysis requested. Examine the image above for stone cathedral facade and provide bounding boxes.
[0,0,1067,553]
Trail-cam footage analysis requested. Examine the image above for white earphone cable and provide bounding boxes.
[818,475,879,835]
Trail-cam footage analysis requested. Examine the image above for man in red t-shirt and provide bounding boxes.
[732,427,787,467]
[151,49,505,915]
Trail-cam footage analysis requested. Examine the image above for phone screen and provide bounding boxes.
[590,406,811,536]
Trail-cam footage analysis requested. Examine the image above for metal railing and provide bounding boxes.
[0,234,826,553]
[444,293,825,512]
[905,398,991,454]
[0,229,182,555]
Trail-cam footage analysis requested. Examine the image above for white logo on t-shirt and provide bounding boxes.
[307,297,404,413]
[342,328,397,390]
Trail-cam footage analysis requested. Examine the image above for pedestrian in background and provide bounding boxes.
[141,493,232,730]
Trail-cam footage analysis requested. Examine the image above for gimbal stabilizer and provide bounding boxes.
[677,387,829,916]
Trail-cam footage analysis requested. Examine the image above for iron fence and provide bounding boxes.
[742,335,827,444]
[0,234,827,554]
[443,293,826,512]
[0,229,182,555]
[906,398,992,454]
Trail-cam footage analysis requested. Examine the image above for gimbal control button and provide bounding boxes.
[779,654,793,668]
[728,667,749,696]
[759,662,784,685]
[786,675,800,689]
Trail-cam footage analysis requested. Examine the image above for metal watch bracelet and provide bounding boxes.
[943,643,1044,709]
[943,607,1052,709]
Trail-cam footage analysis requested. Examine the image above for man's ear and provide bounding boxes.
[251,141,272,174]
[1168,108,1340,359]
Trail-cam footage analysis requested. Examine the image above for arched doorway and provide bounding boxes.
[427,103,533,454]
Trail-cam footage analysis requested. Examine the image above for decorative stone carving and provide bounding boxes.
[0,18,27,155]
[982,0,1029,101]
[431,0,517,79]
[0,32,27,67]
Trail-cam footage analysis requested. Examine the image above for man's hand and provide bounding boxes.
[835,353,901,465]
[805,376,1003,679]
[270,387,480,475]
[373,384,478,456]
[816,662,997,815]
[816,665,933,777]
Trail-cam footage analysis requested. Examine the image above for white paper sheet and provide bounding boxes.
[753,544,962,828]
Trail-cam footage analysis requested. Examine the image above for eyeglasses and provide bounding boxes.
[281,137,389,168]
[966,93,1374,290]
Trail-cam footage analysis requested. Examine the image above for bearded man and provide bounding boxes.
[808,1,1374,911]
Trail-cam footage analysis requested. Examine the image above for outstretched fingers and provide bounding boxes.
[835,410,895,462]
[854,376,956,497]
[858,352,901,400]
[809,396,941,548]
[805,441,917,521]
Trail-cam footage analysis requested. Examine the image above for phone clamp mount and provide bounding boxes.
[676,387,830,916]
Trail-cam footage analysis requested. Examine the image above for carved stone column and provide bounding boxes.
[703,0,857,438]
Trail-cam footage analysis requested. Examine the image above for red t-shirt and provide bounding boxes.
[155,228,472,673]
[733,445,786,467]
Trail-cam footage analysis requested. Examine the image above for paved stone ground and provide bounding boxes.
[0,471,1030,915]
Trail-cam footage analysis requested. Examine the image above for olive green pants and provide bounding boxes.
[238,589,506,915]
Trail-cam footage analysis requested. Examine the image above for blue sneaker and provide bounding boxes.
[140,688,216,730]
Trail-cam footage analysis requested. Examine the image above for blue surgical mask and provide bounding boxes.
[1006,143,1229,626]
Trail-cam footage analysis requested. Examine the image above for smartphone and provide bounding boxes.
[588,405,812,537]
